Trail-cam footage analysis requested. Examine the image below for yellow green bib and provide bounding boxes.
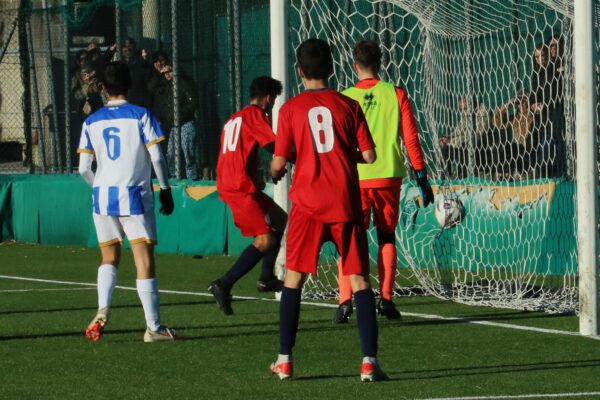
[343,81,406,180]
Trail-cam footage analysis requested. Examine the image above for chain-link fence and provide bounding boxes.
[0,0,272,179]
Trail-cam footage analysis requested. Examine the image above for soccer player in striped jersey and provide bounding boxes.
[333,40,434,324]
[78,62,181,342]
[270,38,387,381]
[209,76,287,315]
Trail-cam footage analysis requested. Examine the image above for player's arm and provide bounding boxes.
[77,123,95,186]
[396,87,425,171]
[396,88,433,206]
[271,106,293,183]
[354,103,377,164]
[142,111,173,215]
[78,152,95,187]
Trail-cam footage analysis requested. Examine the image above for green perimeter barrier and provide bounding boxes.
[3,175,228,255]
[0,175,581,275]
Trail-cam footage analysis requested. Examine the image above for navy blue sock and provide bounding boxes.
[279,287,302,355]
[354,288,378,357]
[259,232,282,282]
[221,245,264,289]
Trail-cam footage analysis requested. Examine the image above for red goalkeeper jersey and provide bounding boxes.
[275,89,375,223]
[217,105,275,195]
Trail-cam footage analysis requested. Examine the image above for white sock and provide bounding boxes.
[136,278,160,331]
[277,354,292,364]
[97,264,117,310]
[363,356,377,365]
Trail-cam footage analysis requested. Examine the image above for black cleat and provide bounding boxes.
[257,278,284,293]
[377,299,401,320]
[208,279,233,315]
[332,300,353,324]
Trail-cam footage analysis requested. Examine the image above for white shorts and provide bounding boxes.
[93,212,157,247]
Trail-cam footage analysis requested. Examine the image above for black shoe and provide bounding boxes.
[257,278,283,293]
[332,300,353,324]
[208,279,233,315]
[377,299,401,320]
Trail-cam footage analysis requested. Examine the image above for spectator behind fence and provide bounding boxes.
[493,93,540,180]
[439,94,489,178]
[120,38,152,108]
[154,63,199,180]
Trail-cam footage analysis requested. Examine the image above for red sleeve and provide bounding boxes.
[274,104,294,159]
[248,107,276,147]
[355,102,375,151]
[396,87,425,170]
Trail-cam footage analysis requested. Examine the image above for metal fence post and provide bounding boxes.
[63,0,71,173]
[115,0,121,61]
[171,0,181,180]
[43,0,62,173]
[26,18,46,174]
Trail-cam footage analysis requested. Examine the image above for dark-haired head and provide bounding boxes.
[250,76,283,100]
[296,38,334,80]
[102,62,131,97]
[353,40,382,73]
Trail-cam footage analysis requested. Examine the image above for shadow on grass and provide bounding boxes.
[0,300,217,316]
[398,359,600,380]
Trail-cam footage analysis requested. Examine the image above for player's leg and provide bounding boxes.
[372,185,401,320]
[271,207,321,380]
[130,241,182,342]
[181,120,199,180]
[335,221,387,381]
[167,127,176,177]
[86,215,123,341]
[257,199,287,292]
[124,213,182,341]
[333,188,373,324]
[209,193,282,314]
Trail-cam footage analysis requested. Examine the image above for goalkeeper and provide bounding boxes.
[334,40,433,324]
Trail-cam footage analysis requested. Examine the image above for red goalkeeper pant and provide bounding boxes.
[337,243,396,303]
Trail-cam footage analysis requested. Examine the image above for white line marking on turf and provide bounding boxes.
[0,288,95,293]
[1,274,598,341]
[416,392,600,400]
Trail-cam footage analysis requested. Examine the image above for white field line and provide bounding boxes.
[1,274,599,342]
[416,391,600,400]
[0,288,95,293]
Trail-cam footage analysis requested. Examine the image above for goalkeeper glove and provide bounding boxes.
[272,168,287,185]
[159,187,174,215]
[415,169,434,207]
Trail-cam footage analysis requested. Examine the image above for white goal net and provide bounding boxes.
[285,0,598,313]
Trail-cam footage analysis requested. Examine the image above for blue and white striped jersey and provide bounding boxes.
[77,100,165,216]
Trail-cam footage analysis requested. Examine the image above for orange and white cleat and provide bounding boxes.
[85,307,109,341]
[360,359,389,382]
[270,361,293,380]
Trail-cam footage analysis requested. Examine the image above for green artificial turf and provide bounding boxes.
[1,242,599,400]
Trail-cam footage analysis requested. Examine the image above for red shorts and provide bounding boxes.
[286,206,370,276]
[221,191,273,237]
[360,185,401,232]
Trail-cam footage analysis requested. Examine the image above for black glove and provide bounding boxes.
[415,169,434,207]
[159,187,174,215]
[272,168,287,185]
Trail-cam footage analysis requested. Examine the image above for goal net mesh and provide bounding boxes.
[286,0,595,313]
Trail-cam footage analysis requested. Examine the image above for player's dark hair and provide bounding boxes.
[296,38,334,80]
[102,61,131,96]
[250,76,283,99]
[353,40,382,73]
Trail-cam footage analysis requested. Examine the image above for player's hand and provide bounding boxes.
[159,187,174,215]
[415,169,434,207]
[271,169,287,185]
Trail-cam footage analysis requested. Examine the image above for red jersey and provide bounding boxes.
[217,105,275,195]
[275,89,375,223]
